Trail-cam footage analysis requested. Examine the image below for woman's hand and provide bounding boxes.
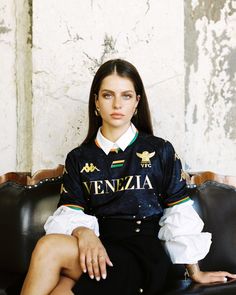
[72,226,113,281]
[191,271,236,284]
[185,263,236,283]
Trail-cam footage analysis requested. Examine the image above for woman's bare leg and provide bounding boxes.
[20,234,82,295]
[49,276,75,295]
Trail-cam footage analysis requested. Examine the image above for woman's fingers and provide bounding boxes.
[86,252,95,279]
[91,255,101,281]
[82,249,106,281]
[91,248,111,280]
[210,275,227,283]
[105,254,113,267]
[192,270,236,284]
[203,271,236,283]
[226,273,236,279]
[79,250,87,274]
[75,228,113,281]
[210,271,236,282]
[98,254,107,279]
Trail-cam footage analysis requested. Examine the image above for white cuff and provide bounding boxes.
[44,206,99,236]
[158,200,212,264]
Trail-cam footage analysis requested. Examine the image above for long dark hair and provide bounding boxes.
[82,59,153,144]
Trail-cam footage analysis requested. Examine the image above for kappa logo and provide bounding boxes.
[80,163,100,173]
[136,151,156,168]
[180,169,187,181]
[60,184,68,194]
[175,153,180,160]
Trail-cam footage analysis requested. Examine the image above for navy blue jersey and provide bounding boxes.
[58,132,190,219]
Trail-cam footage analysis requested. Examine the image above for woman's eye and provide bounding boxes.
[122,94,132,100]
[103,94,112,99]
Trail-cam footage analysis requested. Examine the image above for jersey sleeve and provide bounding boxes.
[57,149,88,212]
[44,149,100,236]
[161,141,190,207]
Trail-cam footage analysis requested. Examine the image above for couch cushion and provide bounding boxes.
[196,181,236,273]
[0,178,61,274]
[0,273,24,295]
[164,182,236,294]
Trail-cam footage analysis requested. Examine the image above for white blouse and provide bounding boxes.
[44,200,212,264]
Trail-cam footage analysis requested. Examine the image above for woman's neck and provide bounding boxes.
[101,123,131,142]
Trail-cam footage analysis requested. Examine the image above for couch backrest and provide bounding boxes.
[167,181,236,279]
[194,181,236,273]
[1,170,236,278]
[0,178,61,274]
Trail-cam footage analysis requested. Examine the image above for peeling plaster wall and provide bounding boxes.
[185,0,236,175]
[15,0,33,172]
[2,0,235,176]
[32,0,184,172]
[0,0,17,174]
[0,0,32,175]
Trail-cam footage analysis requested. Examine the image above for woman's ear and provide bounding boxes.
[136,95,141,106]
[94,94,99,109]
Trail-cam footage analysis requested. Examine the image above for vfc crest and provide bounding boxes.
[136,151,155,168]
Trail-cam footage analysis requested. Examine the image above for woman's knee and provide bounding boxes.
[32,234,75,263]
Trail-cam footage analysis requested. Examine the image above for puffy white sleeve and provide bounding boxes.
[44,205,100,236]
[158,200,212,264]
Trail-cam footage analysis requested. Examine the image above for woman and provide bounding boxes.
[20,59,236,295]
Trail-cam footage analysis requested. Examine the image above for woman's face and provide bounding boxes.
[95,74,139,131]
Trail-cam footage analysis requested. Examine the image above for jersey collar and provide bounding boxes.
[95,123,137,155]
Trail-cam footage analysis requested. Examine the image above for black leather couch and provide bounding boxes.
[0,174,236,294]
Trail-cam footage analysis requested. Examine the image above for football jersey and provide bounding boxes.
[58,132,190,219]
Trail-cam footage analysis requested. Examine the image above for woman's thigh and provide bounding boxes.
[35,234,82,280]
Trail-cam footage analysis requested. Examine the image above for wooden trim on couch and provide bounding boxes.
[27,164,64,185]
[0,165,64,186]
[190,171,236,188]
[0,172,31,185]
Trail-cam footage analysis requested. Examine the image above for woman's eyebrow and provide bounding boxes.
[100,89,135,94]
[100,89,115,93]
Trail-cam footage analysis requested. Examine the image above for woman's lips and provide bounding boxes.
[110,113,124,119]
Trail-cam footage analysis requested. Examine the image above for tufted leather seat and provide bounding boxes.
[164,180,236,294]
[0,177,61,295]
[0,171,236,294]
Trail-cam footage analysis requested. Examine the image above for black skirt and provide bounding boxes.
[72,217,171,295]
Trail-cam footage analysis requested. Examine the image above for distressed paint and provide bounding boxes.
[0,0,33,175]
[15,0,33,172]
[0,0,17,175]
[0,20,11,34]
[32,0,185,172]
[1,0,236,177]
[185,0,236,175]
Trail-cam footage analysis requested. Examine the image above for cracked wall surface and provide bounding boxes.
[32,0,185,172]
[1,0,235,176]
[0,0,17,173]
[15,0,33,172]
[0,0,32,175]
[185,0,236,175]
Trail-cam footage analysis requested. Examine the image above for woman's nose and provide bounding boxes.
[113,96,122,109]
